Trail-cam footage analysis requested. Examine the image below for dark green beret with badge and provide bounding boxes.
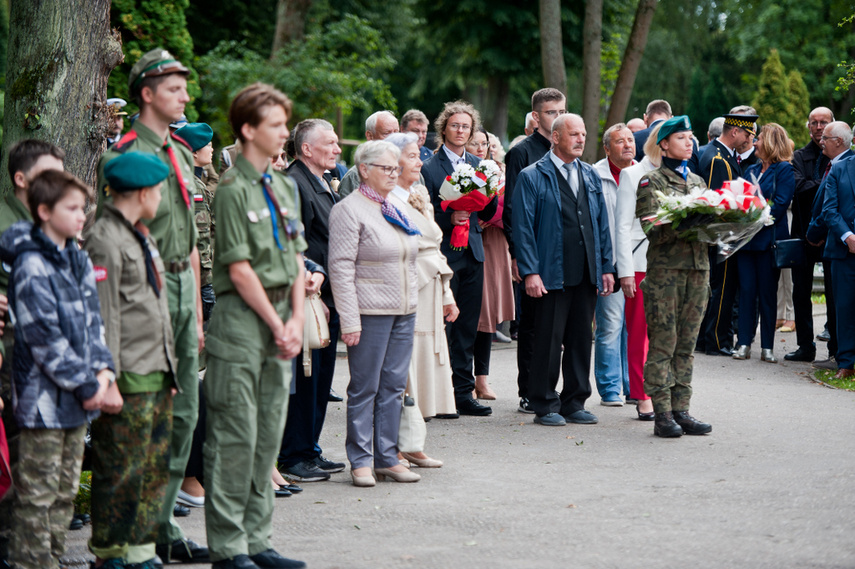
[129,48,190,94]
[657,115,693,144]
[104,151,170,193]
[174,123,214,152]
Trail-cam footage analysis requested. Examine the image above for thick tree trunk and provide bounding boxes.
[539,0,566,94]
[582,0,603,163]
[603,0,658,131]
[463,77,510,144]
[1,0,122,196]
[272,0,312,58]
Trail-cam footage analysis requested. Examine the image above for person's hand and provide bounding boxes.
[601,273,615,297]
[525,274,547,298]
[101,381,124,414]
[83,372,110,411]
[478,220,489,229]
[451,210,469,226]
[620,276,636,299]
[0,293,7,318]
[443,303,460,322]
[511,259,521,283]
[275,317,303,360]
[342,332,361,346]
[305,271,324,296]
[846,235,855,255]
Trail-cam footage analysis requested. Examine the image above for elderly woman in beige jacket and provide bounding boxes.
[328,140,421,487]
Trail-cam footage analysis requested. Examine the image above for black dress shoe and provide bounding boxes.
[457,398,492,416]
[156,539,210,564]
[249,549,306,569]
[653,412,683,438]
[784,348,816,362]
[274,487,292,498]
[212,554,259,569]
[281,483,302,493]
[434,412,459,419]
[673,411,712,435]
[173,503,190,517]
[637,409,655,421]
[69,516,83,530]
[327,388,343,402]
[817,329,831,342]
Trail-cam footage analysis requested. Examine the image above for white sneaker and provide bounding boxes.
[176,489,205,508]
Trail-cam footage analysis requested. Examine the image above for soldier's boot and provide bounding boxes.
[673,411,712,435]
[653,411,683,438]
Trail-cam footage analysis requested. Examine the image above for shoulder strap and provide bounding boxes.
[111,131,138,154]
[170,133,193,152]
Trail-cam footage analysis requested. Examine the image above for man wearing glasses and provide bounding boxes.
[422,100,498,417]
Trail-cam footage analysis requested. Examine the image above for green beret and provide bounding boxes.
[174,123,214,152]
[129,48,189,94]
[657,115,692,144]
[104,151,170,193]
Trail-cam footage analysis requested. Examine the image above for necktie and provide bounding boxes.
[736,155,742,165]
[163,140,191,210]
[823,162,831,181]
[563,162,578,196]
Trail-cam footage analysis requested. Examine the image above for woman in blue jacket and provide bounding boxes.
[733,123,795,363]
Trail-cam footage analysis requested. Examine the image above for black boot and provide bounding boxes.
[673,411,712,435]
[653,411,683,438]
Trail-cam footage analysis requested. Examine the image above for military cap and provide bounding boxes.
[169,115,189,130]
[656,115,692,144]
[174,123,214,152]
[107,97,128,116]
[129,48,189,93]
[723,113,759,137]
[104,151,170,193]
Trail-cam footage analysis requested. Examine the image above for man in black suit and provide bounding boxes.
[697,117,724,158]
[422,100,498,417]
[633,100,672,162]
[787,107,834,364]
[697,110,758,356]
[401,109,434,161]
[278,119,346,482]
[502,88,566,414]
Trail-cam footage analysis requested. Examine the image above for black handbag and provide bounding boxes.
[774,238,806,268]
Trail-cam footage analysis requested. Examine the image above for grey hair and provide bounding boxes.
[293,119,334,157]
[354,141,401,181]
[384,132,418,150]
[365,110,397,135]
[827,121,853,148]
[602,122,628,149]
[525,112,535,128]
[708,117,725,139]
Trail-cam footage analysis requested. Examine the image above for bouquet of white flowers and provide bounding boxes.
[438,160,501,249]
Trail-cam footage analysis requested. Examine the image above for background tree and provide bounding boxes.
[786,70,811,147]
[272,0,312,56]
[540,0,567,95]
[581,0,602,162]
[752,49,811,146]
[1,0,122,194]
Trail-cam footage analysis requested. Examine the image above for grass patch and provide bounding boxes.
[814,369,855,391]
[74,470,91,515]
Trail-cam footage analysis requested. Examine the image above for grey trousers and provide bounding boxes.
[345,313,416,469]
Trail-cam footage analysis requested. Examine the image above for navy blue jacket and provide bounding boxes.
[821,155,855,260]
[741,161,794,251]
[512,153,614,291]
[806,150,854,247]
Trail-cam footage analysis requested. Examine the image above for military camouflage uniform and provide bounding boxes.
[636,166,710,413]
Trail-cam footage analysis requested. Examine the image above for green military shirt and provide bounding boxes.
[212,154,307,296]
[84,204,176,393]
[636,166,710,271]
[96,121,198,265]
[193,172,213,286]
[0,194,32,298]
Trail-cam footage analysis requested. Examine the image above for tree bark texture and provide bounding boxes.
[464,77,511,144]
[604,0,658,131]
[1,0,123,196]
[539,0,566,95]
[272,0,313,57]
[582,0,603,163]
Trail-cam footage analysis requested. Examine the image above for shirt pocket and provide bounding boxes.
[121,245,144,287]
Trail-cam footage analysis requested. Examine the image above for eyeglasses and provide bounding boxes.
[810,121,830,128]
[448,123,472,132]
[821,135,841,142]
[539,109,567,117]
[469,141,489,149]
[368,164,402,176]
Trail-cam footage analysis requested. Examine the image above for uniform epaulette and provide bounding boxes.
[111,131,138,153]
[171,133,193,152]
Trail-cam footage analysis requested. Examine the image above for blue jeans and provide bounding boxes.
[594,290,628,399]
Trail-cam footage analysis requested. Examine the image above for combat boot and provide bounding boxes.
[653,411,683,438]
[673,411,712,435]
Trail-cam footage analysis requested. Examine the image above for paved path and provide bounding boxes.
[64,311,855,568]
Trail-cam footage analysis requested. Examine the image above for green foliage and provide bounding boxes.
[787,70,811,147]
[752,50,810,147]
[0,0,8,87]
[196,14,395,147]
[186,0,277,55]
[74,471,92,515]
[109,0,201,120]
[836,12,855,111]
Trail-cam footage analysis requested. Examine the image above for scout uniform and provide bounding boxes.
[85,152,177,567]
[636,116,711,434]
[95,49,204,557]
[203,153,306,562]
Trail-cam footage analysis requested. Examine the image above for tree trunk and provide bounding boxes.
[463,78,510,145]
[1,0,123,196]
[603,0,658,132]
[539,0,566,94]
[582,0,603,163]
[272,0,312,58]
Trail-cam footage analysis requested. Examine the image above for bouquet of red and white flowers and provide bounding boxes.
[642,177,774,259]
[438,160,502,249]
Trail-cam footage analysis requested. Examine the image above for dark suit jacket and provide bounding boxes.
[287,159,338,305]
[808,151,854,250]
[422,146,497,265]
[792,140,830,239]
[741,161,794,251]
[502,130,551,258]
[821,156,855,260]
[699,139,741,190]
[633,119,665,162]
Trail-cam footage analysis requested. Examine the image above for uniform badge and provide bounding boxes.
[259,208,271,219]
[640,178,649,187]
[194,194,204,202]
[279,206,289,217]
[247,211,259,223]
[94,266,108,282]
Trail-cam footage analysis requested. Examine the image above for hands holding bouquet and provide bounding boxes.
[439,160,501,249]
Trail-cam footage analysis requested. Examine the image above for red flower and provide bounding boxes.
[446,175,452,182]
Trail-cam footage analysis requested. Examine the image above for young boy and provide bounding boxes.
[0,170,115,569]
[84,151,177,569]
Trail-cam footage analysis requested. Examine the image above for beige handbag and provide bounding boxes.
[302,293,330,376]
[398,394,426,453]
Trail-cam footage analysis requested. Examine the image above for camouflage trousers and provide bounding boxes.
[641,267,710,414]
[11,424,87,569]
[90,388,172,564]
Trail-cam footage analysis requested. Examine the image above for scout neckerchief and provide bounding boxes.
[358,183,421,236]
[662,156,689,181]
[261,173,302,250]
[163,139,191,210]
[133,221,162,297]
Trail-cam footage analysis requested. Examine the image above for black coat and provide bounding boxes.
[501,130,551,258]
[792,140,830,239]
[699,139,741,190]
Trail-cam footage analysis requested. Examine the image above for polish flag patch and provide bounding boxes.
[94,266,108,282]
[194,194,204,202]
[640,178,649,187]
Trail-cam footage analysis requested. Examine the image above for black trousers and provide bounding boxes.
[700,253,738,352]
[528,283,597,417]
[446,255,484,404]
[474,331,492,376]
[515,292,535,399]
[791,246,821,353]
[823,261,838,357]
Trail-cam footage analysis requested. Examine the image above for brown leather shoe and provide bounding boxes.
[834,368,855,380]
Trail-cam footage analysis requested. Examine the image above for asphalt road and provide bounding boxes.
[63,310,855,569]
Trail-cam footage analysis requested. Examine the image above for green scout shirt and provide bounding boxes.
[84,204,177,393]
[636,166,710,271]
[212,154,307,296]
[96,121,198,265]
[193,173,214,286]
